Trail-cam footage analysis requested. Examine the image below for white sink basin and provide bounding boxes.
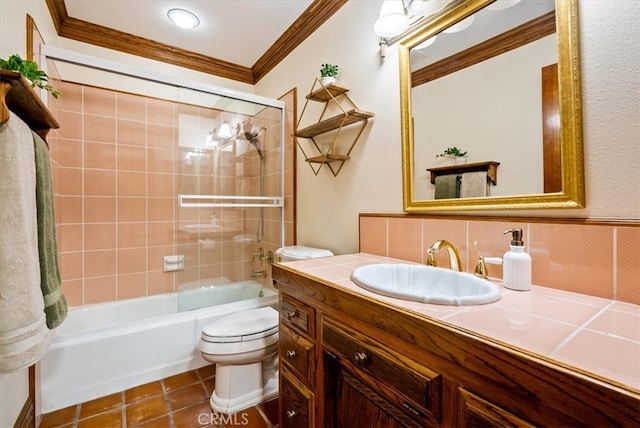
[351,264,501,306]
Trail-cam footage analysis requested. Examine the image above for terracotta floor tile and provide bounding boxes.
[126,395,169,426]
[202,376,215,396]
[125,380,164,403]
[172,400,215,428]
[259,397,279,426]
[77,408,123,427]
[197,364,216,380]
[168,383,208,412]
[164,370,200,390]
[131,415,173,427]
[39,404,77,427]
[235,406,269,428]
[79,392,123,418]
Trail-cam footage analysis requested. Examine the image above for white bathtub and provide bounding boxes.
[39,280,278,413]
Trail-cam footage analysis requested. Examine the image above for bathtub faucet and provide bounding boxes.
[251,270,268,279]
[252,247,275,265]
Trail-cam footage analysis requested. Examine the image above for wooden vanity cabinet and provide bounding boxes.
[273,265,640,427]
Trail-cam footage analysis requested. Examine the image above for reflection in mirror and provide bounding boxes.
[399,0,585,212]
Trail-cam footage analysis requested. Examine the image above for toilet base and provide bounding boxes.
[210,359,279,415]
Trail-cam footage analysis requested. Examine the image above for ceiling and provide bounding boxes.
[46,0,348,84]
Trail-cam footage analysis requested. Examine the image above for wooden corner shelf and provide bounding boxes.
[295,79,374,177]
[426,161,500,185]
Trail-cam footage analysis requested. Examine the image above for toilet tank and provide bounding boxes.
[275,245,334,262]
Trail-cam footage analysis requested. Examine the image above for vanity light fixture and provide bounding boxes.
[167,8,200,30]
[217,121,233,139]
[374,0,410,39]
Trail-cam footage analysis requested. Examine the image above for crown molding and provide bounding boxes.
[45,0,347,85]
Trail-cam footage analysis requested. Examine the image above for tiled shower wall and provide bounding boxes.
[360,215,640,305]
[46,79,285,307]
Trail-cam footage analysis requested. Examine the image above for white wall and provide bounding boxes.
[0,369,29,427]
[257,0,640,254]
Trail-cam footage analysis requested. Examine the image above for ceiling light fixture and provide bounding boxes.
[167,8,200,30]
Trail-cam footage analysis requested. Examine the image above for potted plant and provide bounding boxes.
[319,63,339,86]
[0,54,60,99]
[436,146,468,164]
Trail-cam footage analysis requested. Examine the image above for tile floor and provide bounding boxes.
[38,365,279,428]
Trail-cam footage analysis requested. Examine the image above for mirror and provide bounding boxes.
[399,0,584,212]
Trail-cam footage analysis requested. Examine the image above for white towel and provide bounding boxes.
[0,113,50,373]
[460,171,489,198]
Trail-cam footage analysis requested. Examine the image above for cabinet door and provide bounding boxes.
[324,351,421,428]
[458,388,534,428]
[280,367,314,428]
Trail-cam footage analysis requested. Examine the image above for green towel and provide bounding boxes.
[33,131,68,329]
[434,174,461,199]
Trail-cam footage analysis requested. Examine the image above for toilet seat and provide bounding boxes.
[201,306,278,344]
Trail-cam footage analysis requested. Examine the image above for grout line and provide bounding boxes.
[547,301,615,357]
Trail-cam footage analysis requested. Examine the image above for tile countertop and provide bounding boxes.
[275,253,640,393]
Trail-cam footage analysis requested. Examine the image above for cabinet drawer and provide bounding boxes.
[280,324,315,387]
[280,367,314,428]
[280,294,315,337]
[323,320,441,422]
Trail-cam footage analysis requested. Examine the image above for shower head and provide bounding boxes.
[244,126,265,160]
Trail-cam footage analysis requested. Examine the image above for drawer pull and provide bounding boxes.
[286,310,297,320]
[286,350,297,359]
[354,352,368,366]
[286,410,297,419]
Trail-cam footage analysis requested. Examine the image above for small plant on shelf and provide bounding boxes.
[0,54,60,99]
[436,146,467,158]
[320,63,339,78]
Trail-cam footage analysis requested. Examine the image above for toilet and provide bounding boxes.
[199,245,333,414]
[199,306,279,414]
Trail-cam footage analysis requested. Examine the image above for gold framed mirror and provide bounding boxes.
[399,0,584,212]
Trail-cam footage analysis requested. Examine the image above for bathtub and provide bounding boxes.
[39,280,278,413]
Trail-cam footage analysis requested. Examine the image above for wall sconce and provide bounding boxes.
[217,121,233,139]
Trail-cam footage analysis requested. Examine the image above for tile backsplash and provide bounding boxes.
[359,215,639,305]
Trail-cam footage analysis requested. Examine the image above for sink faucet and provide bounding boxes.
[426,240,462,271]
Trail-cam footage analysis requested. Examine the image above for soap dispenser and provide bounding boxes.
[502,228,532,291]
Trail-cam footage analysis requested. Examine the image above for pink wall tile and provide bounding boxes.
[117,145,146,171]
[147,245,175,272]
[117,223,147,248]
[147,173,174,197]
[83,223,117,251]
[59,168,83,196]
[84,114,116,144]
[147,198,175,222]
[616,227,640,304]
[117,93,146,121]
[84,169,116,196]
[58,111,82,140]
[147,222,175,247]
[531,223,614,299]
[147,99,175,125]
[117,247,147,274]
[59,251,83,280]
[117,197,146,222]
[84,276,117,305]
[58,196,82,223]
[83,86,116,117]
[146,148,174,173]
[84,250,117,278]
[58,224,82,252]
[84,196,116,223]
[117,119,147,146]
[117,171,146,197]
[57,139,83,167]
[147,124,174,150]
[117,273,147,300]
[61,279,83,307]
[359,217,387,256]
[388,217,422,263]
[57,81,83,113]
[147,271,175,295]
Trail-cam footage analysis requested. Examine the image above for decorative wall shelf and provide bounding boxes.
[295,80,374,176]
[0,70,59,140]
[426,161,500,185]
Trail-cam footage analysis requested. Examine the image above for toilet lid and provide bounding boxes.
[276,245,334,260]
[202,306,278,343]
